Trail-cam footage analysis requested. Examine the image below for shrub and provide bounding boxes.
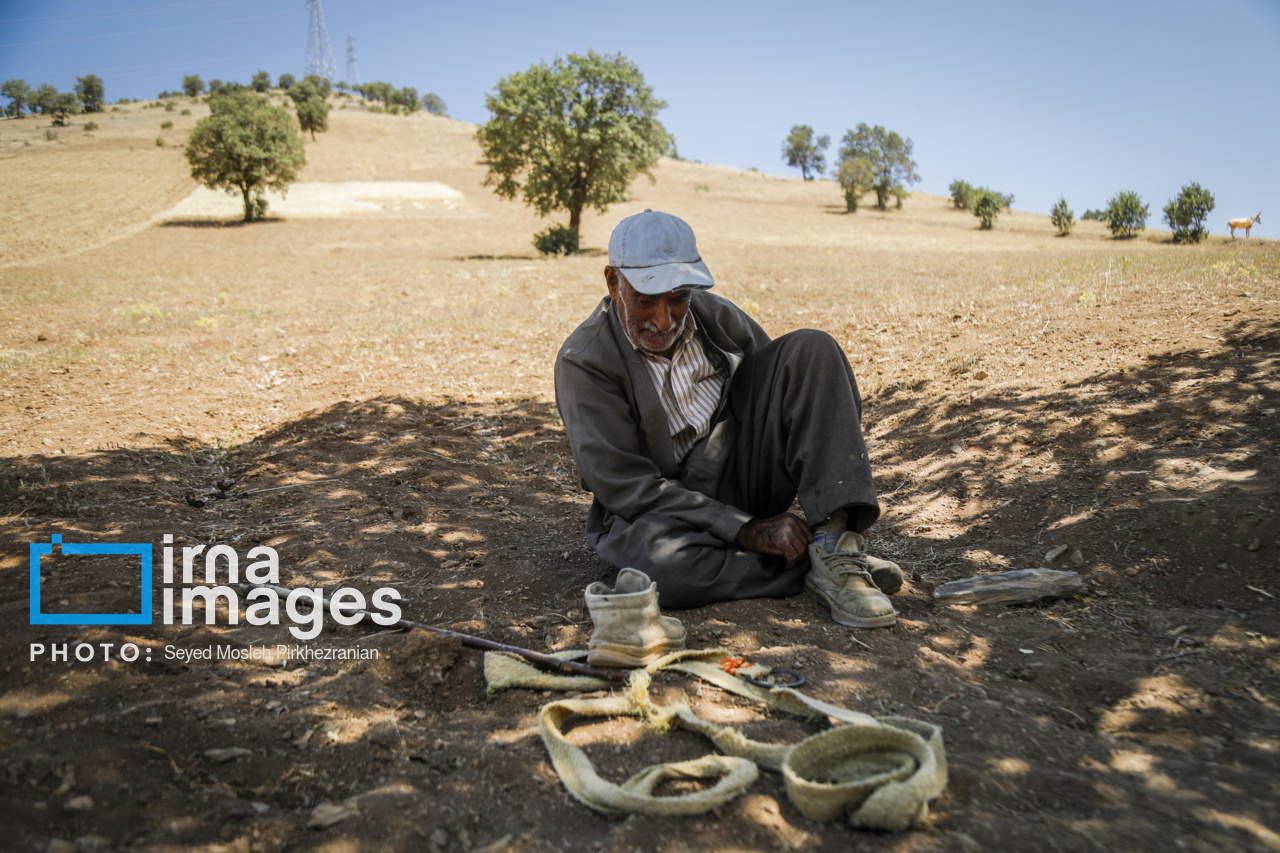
[532,224,579,255]
[1050,196,1074,236]
[1104,190,1149,238]
[83,120,98,131]
[1081,209,1105,222]
[1163,182,1215,244]
[164,101,175,112]
[155,136,164,146]
[836,157,874,212]
[161,120,173,129]
[45,129,58,141]
[251,197,269,220]
[972,189,1004,229]
[181,108,190,116]
[949,179,975,210]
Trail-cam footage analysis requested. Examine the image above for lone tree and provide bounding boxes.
[1163,182,1215,244]
[288,78,329,140]
[1104,190,1149,239]
[184,91,306,222]
[182,75,205,97]
[75,74,104,112]
[277,73,295,90]
[475,50,670,247]
[251,71,271,93]
[1050,196,1074,236]
[421,92,447,116]
[1,78,31,116]
[782,124,829,180]
[837,123,920,210]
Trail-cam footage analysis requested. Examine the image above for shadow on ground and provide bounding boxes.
[1,368,1277,850]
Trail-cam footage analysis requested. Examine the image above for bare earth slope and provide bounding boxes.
[1,97,1278,853]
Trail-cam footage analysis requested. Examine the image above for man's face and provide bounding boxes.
[606,268,693,357]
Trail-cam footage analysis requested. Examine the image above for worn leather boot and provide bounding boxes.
[805,534,897,628]
[837,531,904,595]
[584,568,687,667]
[813,512,904,594]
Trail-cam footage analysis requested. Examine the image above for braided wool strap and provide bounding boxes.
[485,649,946,830]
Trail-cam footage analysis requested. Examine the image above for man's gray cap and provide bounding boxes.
[608,209,714,295]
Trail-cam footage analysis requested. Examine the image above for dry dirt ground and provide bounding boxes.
[1,98,1279,853]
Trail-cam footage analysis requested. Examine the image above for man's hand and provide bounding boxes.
[734,512,814,568]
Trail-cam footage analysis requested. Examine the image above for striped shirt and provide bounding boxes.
[628,313,727,462]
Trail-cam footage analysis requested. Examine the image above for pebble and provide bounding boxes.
[45,841,75,853]
[61,794,94,812]
[54,774,75,797]
[1247,538,1261,552]
[429,828,449,848]
[1126,567,1140,577]
[203,747,252,763]
[1069,548,1085,566]
[1045,544,1069,563]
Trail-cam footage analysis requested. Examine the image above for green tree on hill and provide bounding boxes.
[50,91,79,125]
[949,179,975,210]
[421,92,447,116]
[278,73,295,90]
[1104,190,1149,238]
[782,124,829,180]
[1050,196,1074,236]
[184,92,306,222]
[33,83,57,115]
[393,86,421,113]
[972,188,1004,229]
[287,78,330,140]
[251,71,271,93]
[835,156,874,212]
[300,75,332,99]
[182,75,204,97]
[1163,182,1215,244]
[476,50,670,246]
[296,98,328,140]
[1,78,32,116]
[837,123,920,210]
[75,75,104,112]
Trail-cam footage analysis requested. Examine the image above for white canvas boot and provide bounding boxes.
[584,568,687,667]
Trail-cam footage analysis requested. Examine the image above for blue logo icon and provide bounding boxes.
[29,535,153,625]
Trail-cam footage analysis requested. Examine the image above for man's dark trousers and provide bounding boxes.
[592,328,880,608]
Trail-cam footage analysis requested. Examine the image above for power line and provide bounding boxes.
[0,10,295,49]
[0,0,260,27]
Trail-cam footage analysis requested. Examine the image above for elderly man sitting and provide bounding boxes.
[555,210,902,651]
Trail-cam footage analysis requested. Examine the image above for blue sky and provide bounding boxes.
[3,0,1277,232]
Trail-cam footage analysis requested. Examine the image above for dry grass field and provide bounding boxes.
[1,96,1278,853]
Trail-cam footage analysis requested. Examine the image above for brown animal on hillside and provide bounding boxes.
[1228,212,1261,238]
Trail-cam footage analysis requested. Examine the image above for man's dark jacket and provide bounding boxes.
[554,291,771,549]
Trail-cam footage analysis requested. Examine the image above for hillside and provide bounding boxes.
[1,95,1278,853]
